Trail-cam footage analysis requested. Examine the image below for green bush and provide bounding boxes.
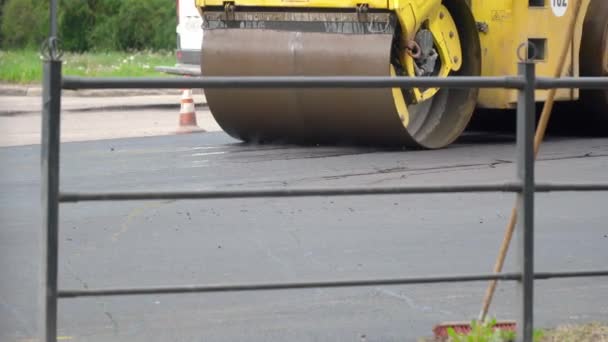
[0,0,175,51]
[88,15,120,51]
[1,0,48,49]
[87,0,122,51]
[0,0,6,43]
[59,0,95,52]
[115,0,175,51]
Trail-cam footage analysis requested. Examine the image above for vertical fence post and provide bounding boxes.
[41,62,61,342]
[50,0,58,37]
[516,62,535,341]
[41,1,61,341]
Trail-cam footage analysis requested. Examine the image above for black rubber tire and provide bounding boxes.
[580,0,608,125]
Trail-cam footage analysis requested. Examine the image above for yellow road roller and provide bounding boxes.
[194,0,608,148]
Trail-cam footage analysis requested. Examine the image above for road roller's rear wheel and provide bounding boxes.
[201,0,480,148]
[580,0,608,126]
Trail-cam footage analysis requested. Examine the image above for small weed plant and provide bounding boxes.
[447,318,543,342]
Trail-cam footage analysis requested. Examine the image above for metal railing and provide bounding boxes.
[41,59,608,342]
[40,52,608,342]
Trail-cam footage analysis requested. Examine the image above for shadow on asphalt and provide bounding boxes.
[244,101,608,150]
[464,101,608,145]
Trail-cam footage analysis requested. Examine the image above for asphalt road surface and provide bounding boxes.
[1,131,608,341]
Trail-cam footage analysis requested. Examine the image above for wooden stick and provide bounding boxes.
[478,0,584,322]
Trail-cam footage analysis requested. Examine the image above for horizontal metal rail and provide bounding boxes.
[535,183,608,192]
[58,182,608,203]
[62,75,608,91]
[59,183,522,202]
[536,77,608,89]
[58,270,608,298]
[62,75,527,90]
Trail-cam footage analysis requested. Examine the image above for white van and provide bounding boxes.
[156,0,203,76]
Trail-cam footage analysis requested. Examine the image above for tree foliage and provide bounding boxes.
[0,0,48,49]
[0,0,176,51]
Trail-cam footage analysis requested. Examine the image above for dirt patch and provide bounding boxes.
[540,323,608,342]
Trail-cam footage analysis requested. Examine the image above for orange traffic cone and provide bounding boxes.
[177,89,205,134]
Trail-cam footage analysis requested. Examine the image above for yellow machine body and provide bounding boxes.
[471,0,590,109]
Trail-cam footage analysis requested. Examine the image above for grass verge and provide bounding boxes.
[0,50,175,84]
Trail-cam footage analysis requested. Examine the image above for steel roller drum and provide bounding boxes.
[200,9,479,148]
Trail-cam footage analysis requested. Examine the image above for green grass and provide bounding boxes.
[0,50,176,84]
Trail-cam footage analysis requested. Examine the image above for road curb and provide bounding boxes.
[0,84,205,97]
